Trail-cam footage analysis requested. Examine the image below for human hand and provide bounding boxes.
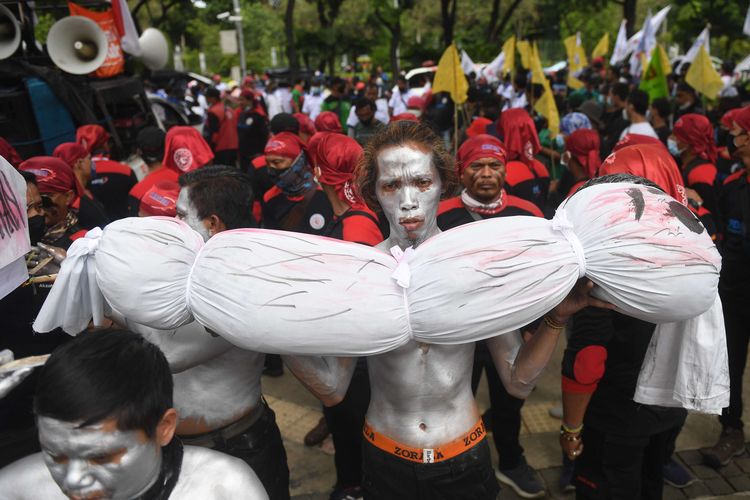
[685,188,703,206]
[549,279,615,324]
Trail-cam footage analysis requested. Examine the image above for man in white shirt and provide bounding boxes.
[619,89,659,140]
[347,83,390,128]
[302,83,325,120]
[388,76,410,116]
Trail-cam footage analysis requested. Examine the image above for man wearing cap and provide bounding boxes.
[558,129,601,200]
[18,157,87,249]
[138,181,180,217]
[436,134,546,498]
[670,114,720,217]
[128,126,214,216]
[134,126,167,180]
[203,87,239,166]
[76,125,138,221]
[262,132,332,236]
[703,105,750,468]
[321,78,352,134]
[52,143,109,230]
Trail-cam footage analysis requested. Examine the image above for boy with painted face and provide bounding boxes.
[0,329,268,499]
[261,132,333,236]
[284,122,611,499]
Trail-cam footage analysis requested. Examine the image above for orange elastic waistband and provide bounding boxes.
[362,418,486,464]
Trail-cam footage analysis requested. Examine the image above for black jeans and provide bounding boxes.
[720,301,750,430]
[186,403,290,500]
[361,437,499,500]
[324,358,371,488]
[471,340,525,470]
[573,423,682,500]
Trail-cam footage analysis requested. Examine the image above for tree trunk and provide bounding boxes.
[285,0,300,82]
[390,19,401,76]
[490,0,523,42]
[487,0,500,41]
[440,0,457,47]
[623,0,637,38]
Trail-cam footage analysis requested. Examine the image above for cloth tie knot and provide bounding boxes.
[552,208,586,278]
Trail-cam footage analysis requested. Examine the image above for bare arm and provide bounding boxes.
[487,280,615,399]
[282,355,357,406]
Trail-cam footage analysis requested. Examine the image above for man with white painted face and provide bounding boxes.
[285,122,611,499]
[0,329,268,499]
[169,165,290,499]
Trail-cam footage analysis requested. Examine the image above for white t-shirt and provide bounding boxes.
[619,121,658,140]
[347,98,390,128]
[303,94,325,120]
[273,88,293,114]
[388,89,409,116]
[264,92,283,119]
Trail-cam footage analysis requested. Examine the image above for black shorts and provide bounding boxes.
[361,436,499,500]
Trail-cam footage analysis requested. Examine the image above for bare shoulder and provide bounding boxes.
[0,453,66,499]
[171,446,269,500]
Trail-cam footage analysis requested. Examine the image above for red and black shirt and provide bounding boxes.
[503,159,550,213]
[262,185,333,236]
[437,193,543,230]
[90,156,138,221]
[719,170,750,310]
[323,205,383,246]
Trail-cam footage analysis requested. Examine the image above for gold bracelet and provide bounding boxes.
[543,314,566,330]
[561,422,583,434]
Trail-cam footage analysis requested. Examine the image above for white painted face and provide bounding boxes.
[375,145,442,248]
[176,187,210,242]
[37,416,162,500]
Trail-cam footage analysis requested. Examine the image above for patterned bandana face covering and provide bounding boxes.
[268,152,314,197]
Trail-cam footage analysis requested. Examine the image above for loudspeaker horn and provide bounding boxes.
[0,4,21,60]
[138,28,169,70]
[46,16,108,75]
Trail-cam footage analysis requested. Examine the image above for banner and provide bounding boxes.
[68,2,124,78]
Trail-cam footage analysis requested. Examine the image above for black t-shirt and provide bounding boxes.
[437,194,543,230]
[76,194,109,230]
[719,171,750,310]
[237,109,269,160]
[89,158,138,221]
[262,186,333,236]
[562,308,686,436]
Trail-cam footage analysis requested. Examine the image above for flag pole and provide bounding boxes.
[454,103,459,156]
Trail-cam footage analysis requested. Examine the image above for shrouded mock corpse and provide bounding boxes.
[35,182,720,357]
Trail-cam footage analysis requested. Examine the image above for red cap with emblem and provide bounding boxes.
[264,132,305,160]
[456,134,506,177]
[19,156,83,197]
[139,181,180,217]
[163,126,214,173]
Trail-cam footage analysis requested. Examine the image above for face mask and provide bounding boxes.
[268,152,313,197]
[622,108,629,121]
[678,101,692,111]
[645,109,652,121]
[555,134,565,149]
[28,214,46,246]
[606,96,614,107]
[667,138,684,157]
[311,86,321,96]
[728,134,747,158]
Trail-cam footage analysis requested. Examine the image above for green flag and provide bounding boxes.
[639,45,669,101]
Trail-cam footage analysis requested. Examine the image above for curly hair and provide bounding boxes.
[355,121,457,213]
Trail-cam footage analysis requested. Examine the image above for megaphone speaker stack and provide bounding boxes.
[138,28,169,70]
[0,4,21,60]
[46,16,107,74]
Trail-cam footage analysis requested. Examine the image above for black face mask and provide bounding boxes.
[28,214,46,246]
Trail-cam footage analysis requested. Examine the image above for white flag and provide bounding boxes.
[630,10,653,77]
[482,50,505,83]
[460,49,477,76]
[744,4,750,37]
[624,5,671,60]
[611,20,628,64]
[111,0,142,56]
[678,26,710,73]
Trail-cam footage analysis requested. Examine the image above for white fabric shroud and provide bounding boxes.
[634,295,730,414]
[32,183,725,410]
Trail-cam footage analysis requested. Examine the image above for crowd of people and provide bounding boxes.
[0,54,747,500]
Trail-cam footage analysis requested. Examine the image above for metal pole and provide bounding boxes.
[232,0,247,79]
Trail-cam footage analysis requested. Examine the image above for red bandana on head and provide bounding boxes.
[720,108,742,130]
[308,132,363,206]
[599,143,687,206]
[732,104,750,132]
[53,142,88,169]
[0,137,22,168]
[19,156,83,198]
[264,132,304,160]
[294,113,317,138]
[391,113,420,122]
[498,108,540,167]
[76,125,110,154]
[613,133,663,152]
[314,111,343,133]
[163,126,214,173]
[565,129,601,178]
[466,117,492,138]
[139,181,180,217]
[673,114,718,164]
[456,134,506,177]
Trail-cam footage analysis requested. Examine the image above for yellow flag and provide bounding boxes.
[529,42,559,135]
[431,43,469,105]
[657,44,671,76]
[502,36,516,75]
[517,40,532,70]
[564,34,588,90]
[592,32,609,59]
[685,45,723,100]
